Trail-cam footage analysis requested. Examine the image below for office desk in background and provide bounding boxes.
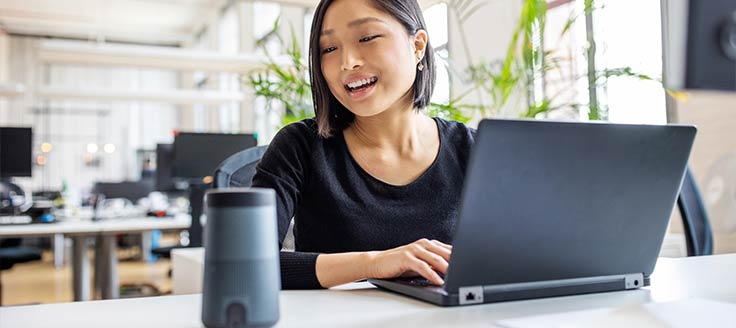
[0,215,191,301]
[2,253,734,327]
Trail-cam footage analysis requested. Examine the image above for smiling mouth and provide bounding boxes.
[344,77,378,92]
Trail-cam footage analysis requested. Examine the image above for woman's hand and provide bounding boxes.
[315,238,452,288]
[365,238,452,285]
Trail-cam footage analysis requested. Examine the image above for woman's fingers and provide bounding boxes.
[431,239,453,250]
[414,239,452,262]
[368,239,453,285]
[409,258,444,285]
[424,241,452,262]
[414,245,449,273]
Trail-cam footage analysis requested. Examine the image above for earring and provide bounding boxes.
[417,55,424,71]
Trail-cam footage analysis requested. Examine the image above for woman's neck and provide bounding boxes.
[347,103,433,156]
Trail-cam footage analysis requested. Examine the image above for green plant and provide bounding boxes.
[427,89,483,123]
[443,0,663,121]
[246,18,314,127]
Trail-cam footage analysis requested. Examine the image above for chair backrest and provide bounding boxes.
[213,145,269,189]
[678,167,714,256]
[213,145,297,251]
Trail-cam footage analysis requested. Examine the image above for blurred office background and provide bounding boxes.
[0,0,734,306]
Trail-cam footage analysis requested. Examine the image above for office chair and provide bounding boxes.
[678,167,714,256]
[0,239,42,305]
[151,146,269,261]
[212,145,268,189]
[211,145,295,251]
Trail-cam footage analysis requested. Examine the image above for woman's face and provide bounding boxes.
[319,0,426,118]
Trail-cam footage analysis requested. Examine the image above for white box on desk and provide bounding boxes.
[171,247,204,295]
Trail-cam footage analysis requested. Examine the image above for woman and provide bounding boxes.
[252,0,476,289]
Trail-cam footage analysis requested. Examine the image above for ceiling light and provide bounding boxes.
[41,142,53,153]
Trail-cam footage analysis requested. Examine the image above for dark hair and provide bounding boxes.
[309,0,436,138]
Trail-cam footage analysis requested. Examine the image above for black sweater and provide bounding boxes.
[251,117,476,289]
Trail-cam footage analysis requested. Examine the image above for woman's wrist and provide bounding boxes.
[316,251,380,288]
[360,251,379,280]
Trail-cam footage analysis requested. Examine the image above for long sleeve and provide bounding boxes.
[250,117,476,289]
[251,120,323,289]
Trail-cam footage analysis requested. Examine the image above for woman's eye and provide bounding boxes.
[359,35,379,42]
[322,46,337,54]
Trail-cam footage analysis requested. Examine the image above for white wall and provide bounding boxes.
[1,1,310,194]
[0,29,8,82]
[0,29,10,116]
[660,0,736,254]
[3,36,179,194]
[674,92,736,254]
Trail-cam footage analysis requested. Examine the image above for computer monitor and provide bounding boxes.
[0,127,33,178]
[155,143,177,192]
[93,180,155,202]
[172,132,257,179]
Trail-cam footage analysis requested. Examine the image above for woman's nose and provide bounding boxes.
[341,48,363,71]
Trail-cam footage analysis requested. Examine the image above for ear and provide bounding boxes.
[413,29,428,62]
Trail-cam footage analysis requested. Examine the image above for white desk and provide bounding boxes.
[0,215,190,301]
[1,254,734,327]
[169,235,689,296]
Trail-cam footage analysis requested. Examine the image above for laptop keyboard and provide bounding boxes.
[393,273,445,287]
[398,278,435,287]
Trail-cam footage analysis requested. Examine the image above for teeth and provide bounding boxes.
[347,77,377,90]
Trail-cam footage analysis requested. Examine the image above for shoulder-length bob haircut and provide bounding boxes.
[309,0,436,138]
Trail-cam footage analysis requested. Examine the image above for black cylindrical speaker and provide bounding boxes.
[201,188,280,328]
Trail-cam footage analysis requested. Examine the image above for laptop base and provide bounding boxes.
[369,273,648,307]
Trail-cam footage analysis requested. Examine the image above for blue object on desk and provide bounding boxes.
[38,213,55,223]
[149,229,161,262]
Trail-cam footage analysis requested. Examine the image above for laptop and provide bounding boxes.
[369,119,697,306]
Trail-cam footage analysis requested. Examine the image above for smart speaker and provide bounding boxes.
[202,188,280,328]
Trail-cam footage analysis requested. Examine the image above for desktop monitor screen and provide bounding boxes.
[172,132,257,179]
[93,180,154,202]
[155,143,178,192]
[0,127,33,178]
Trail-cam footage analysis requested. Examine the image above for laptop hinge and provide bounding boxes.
[622,273,645,289]
[475,273,645,295]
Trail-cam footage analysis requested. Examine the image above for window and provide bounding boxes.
[218,5,241,133]
[595,0,666,124]
[424,3,450,105]
[218,6,239,55]
[544,0,666,123]
[252,1,283,142]
[254,2,282,56]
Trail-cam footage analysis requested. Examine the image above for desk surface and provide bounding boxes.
[0,215,191,237]
[1,254,734,328]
